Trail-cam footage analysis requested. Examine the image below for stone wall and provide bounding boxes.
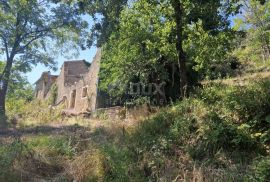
[83,49,101,111]
[35,49,102,114]
[35,72,58,100]
[60,50,101,113]
[91,104,155,122]
[56,60,89,104]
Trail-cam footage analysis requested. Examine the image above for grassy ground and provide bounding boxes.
[0,115,147,181]
[1,78,270,181]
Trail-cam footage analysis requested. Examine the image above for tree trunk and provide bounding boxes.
[171,0,188,98]
[0,57,13,123]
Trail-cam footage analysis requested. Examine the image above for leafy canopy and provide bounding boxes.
[233,0,270,64]
[99,0,240,97]
[75,0,128,47]
[0,0,88,72]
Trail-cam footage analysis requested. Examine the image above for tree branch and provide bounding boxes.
[0,35,10,60]
[17,32,48,52]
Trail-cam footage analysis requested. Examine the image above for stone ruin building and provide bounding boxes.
[34,49,107,114]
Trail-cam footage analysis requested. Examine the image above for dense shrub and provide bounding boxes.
[128,79,270,180]
[198,80,270,147]
[198,80,270,121]
[248,156,270,181]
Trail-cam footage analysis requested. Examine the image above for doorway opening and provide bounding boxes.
[70,90,76,109]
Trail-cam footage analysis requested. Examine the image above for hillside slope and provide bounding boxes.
[1,78,270,181]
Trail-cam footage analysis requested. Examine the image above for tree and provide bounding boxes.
[100,0,177,102]
[0,0,87,120]
[0,62,34,119]
[76,0,128,47]
[171,0,188,97]
[0,61,33,101]
[234,0,270,64]
[170,0,241,97]
[100,0,240,101]
[185,20,236,79]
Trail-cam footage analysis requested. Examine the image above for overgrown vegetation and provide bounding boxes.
[1,78,270,181]
[128,79,270,180]
[99,0,241,100]
[1,0,270,181]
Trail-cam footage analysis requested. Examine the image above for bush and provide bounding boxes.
[198,80,270,122]
[248,156,270,181]
[128,79,270,180]
[14,100,63,126]
[0,139,25,181]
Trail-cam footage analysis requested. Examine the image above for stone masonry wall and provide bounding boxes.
[35,49,102,114]
[35,72,57,100]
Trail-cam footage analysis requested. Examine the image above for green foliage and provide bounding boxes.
[125,96,151,107]
[99,0,240,99]
[198,80,270,147]
[0,0,89,116]
[199,80,270,120]
[2,78,270,181]
[0,0,87,70]
[102,144,145,181]
[185,20,236,79]
[48,84,58,105]
[10,100,63,126]
[248,156,270,181]
[6,86,33,119]
[0,139,25,181]
[77,0,128,47]
[2,69,62,125]
[128,79,270,180]
[233,0,270,68]
[99,0,176,97]
[27,135,76,158]
[2,60,34,122]
[6,98,29,118]
[0,62,33,101]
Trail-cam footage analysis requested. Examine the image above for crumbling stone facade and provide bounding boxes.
[35,49,103,114]
[35,72,58,100]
